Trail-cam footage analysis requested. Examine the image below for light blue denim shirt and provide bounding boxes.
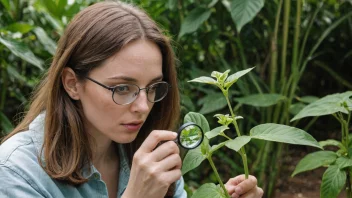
[0,113,187,198]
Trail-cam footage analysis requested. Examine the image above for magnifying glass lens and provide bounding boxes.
[177,123,204,149]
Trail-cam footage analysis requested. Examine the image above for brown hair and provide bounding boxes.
[2,0,180,189]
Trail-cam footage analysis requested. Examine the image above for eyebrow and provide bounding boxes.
[107,75,164,83]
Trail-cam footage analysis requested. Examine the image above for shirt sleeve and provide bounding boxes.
[0,165,45,198]
[173,176,187,198]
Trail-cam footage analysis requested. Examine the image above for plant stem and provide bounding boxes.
[222,89,249,179]
[208,156,230,198]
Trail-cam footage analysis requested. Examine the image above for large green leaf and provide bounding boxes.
[0,37,44,70]
[292,151,337,177]
[234,94,286,107]
[227,0,264,32]
[225,136,251,152]
[0,112,13,134]
[33,27,57,55]
[321,165,346,198]
[184,112,210,132]
[250,123,322,149]
[206,125,229,139]
[178,7,212,38]
[182,147,207,175]
[191,183,224,198]
[291,91,352,121]
[199,93,227,114]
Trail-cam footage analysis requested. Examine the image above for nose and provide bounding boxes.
[130,90,151,113]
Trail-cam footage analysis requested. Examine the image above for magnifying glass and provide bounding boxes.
[176,122,204,149]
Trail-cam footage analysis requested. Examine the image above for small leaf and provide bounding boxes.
[292,151,337,177]
[182,147,207,175]
[224,67,254,89]
[291,91,352,121]
[228,0,264,32]
[250,123,322,149]
[184,112,210,132]
[178,7,212,38]
[5,23,33,34]
[225,136,251,152]
[206,126,229,139]
[319,139,345,150]
[320,165,346,198]
[234,94,286,107]
[0,37,44,70]
[188,76,217,85]
[191,183,223,198]
[335,157,352,169]
[33,27,57,55]
[167,0,177,10]
[289,103,306,116]
[0,112,13,134]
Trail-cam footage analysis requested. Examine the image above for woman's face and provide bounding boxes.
[77,39,163,143]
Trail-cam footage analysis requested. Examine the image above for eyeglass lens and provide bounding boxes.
[112,82,169,105]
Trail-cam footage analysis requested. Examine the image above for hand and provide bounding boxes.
[122,130,182,198]
[225,175,263,198]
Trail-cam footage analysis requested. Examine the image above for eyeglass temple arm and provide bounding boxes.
[85,77,114,91]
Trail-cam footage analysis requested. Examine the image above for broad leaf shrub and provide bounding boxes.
[182,69,322,198]
[292,91,352,198]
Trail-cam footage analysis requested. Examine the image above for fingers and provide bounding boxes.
[228,175,257,195]
[233,186,263,198]
[152,140,179,161]
[139,130,177,152]
[158,153,182,171]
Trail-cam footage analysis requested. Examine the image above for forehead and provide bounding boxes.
[91,39,163,82]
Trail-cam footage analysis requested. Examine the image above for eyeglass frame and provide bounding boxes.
[84,76,171,105]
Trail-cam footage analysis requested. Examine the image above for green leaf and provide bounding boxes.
[225,136,251,152]
[0,112,13,134]
[191,183,224,198]
[228,0,264,32]
[182,147,207,175]
[33,27,57,55]
[206,126,229,139]
[7,66,27,84]
[188,76,217,85]
[298,96,320,104]
[319,139,345,150]
[335,157,352,169]
[250,123,322,149]
[178,7,212,38]
[184,112,210,132]
[167,0,177,10]
[291,91,352,121]
[234,94,286,107]
[0,37,44,70]
[57,0,68,17]
[321,165,346,198]
[199,93,227,114]
[5,23,33,34]
[289,103,306,116]
[224,67,254,89]
[292,151,337,177]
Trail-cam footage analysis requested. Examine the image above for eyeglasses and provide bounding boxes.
[85,77,171,105]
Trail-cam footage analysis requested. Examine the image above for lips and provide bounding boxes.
[121,121,143,131]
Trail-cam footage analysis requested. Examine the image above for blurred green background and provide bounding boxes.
[0,0,351,197]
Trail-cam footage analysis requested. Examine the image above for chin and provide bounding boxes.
[112,134,138,144]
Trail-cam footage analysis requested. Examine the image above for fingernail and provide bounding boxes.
[234,187,241,194]
[172,132,178,138]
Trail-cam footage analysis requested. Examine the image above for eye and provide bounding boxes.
[148,83,160,93]
[115,85,131,95]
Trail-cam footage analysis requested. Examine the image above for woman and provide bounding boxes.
[0,1,263,198]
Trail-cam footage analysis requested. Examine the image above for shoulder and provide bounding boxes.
[0,130,39,166]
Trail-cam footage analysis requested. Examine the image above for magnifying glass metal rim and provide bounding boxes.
[177,122,204,149]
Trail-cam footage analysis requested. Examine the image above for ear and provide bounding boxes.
[62,67,80,100]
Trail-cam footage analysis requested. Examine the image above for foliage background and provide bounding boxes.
[0,0,351,197]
